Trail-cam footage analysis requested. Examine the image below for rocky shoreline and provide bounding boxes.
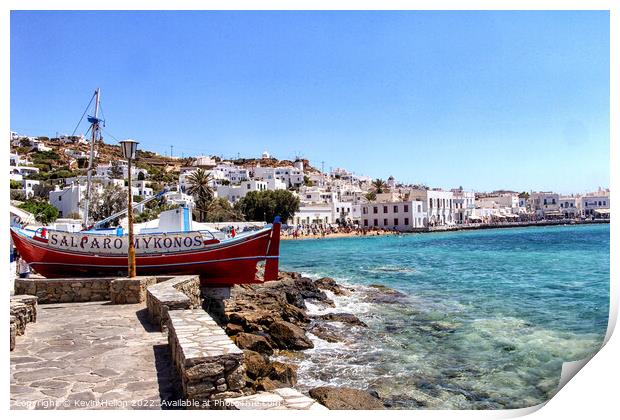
[203,271,386,409]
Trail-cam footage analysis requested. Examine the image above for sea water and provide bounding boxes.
[278,224,610,409]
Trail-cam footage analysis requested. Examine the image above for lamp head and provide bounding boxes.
[119,139,139,160]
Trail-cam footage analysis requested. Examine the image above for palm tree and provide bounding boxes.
[371,178,389,194]
[186,168,214,222]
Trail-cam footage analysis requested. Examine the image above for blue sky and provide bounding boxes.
[10,11,609,194]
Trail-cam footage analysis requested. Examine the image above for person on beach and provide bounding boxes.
[18,257,31,279]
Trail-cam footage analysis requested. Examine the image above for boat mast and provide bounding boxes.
[83,88,101,227]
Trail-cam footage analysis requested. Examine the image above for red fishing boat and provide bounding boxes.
[10,216,281,286]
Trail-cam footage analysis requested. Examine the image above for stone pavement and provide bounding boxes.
[225,388,327,410]
[10,301,178,410]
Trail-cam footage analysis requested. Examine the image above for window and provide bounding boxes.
[417,205,421,212]
[393,205,398,213]
[598,201,602,206]
[373,207,378,214]
[374,219,378,227]
[404,218,409,225]
[604,201,607,206]
[58,196,62,201]
[364,220,368,227]
[383,218,388,226]
[544,199,547,205]
[363,207,367,215]
[247,184,250,189]
[552,198,556,204]
[383,206,388,213]
[394,218,399,225]
[404,204,409,212]
[429,199,433,208]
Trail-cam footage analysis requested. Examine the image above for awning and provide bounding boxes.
[594,209,610,214]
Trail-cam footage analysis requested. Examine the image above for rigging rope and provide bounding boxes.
[71,91,96,137]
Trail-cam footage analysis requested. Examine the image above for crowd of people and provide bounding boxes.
[282,224,398,239]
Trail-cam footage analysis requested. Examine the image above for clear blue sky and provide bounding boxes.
[10,10,609,194]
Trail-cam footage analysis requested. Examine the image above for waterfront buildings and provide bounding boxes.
[360,200,427,231]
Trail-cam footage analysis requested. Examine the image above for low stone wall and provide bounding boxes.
[167,309,246,403]
[14,277,113,304]
[110,276,157,304]
[10,295,38,351]
[146,275,201,330]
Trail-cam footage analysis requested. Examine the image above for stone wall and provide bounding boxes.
[110,276,157,304]
[167,309,246,403]
[10,295,38,351]
[146,275,201,330]
[14,278,113,304]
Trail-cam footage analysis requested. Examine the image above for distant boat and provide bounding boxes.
[10,208,281,286]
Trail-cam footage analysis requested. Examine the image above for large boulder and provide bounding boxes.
[317,313,367,327]
[242,350,271,380]
[314,277,349,296]
[309,387,385,410]
[268,320,314,350]
[268,361,297,386]
[234,332,274,355]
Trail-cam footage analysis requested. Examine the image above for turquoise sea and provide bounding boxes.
[278,224,610,409]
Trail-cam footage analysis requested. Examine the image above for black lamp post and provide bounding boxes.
[119,139,139,278]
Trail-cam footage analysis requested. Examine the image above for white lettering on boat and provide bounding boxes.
[46,232,206,255]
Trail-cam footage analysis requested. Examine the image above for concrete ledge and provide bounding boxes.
[110,276,157,304]
[146,275,201,330]
[14,277,114,304]
[167,309,245,402]
[10,295,38,351]
[224,388,328,410]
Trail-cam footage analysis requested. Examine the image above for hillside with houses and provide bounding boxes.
[9,131,610,232]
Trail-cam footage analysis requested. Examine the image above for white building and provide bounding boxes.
[407,188,456,226]
[289,204,334,226]
[580,194,610,218]
[10,165,40,182]
[21,180,40,198]
[132,180,154,199]
[216,180,268,203]
[452,189,476,224]
[49,184,87,218]
[476,193,519,209]
[194,156,217,167]
[96,160,147,179]
[559,196,579,218]
[252,166,304,189]
[529,192,560,219]
[360,200,426,231]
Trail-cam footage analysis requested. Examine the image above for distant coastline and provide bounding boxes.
[281,219,610,240]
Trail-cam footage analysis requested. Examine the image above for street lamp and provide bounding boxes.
[119,139,139,278]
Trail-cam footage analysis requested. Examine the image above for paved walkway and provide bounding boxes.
[11,302,178,410]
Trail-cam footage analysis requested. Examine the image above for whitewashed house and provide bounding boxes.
[360,200,426,231]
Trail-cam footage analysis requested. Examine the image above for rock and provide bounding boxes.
[366,284,408,304]
[243,350,270,379]
[268,361,297,386]
[225,324,244,335]
[268,320,314,350]
[309,325,341,343]
[314,277,349,296]
[309,387,385,410]
[285,290,306,309]
[234,332,274,355]
[293,277,330,301]
[317,313,367,327]
[255,377,287,391]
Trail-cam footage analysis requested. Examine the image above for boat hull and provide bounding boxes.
[10,224,280,286]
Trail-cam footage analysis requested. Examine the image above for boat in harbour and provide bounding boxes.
[10,88,281,285]
[10,208,282,285]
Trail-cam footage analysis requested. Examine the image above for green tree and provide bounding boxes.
[10,180,21,189]
[365,191,377,202]
[186,168,214,222]
[371,178,388,194]
[81,184,127,223]
[204,198,245,222]
[109,161,124,179]
[303,175,313,187]
[234,189,300,223]
[18,199,59,224]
